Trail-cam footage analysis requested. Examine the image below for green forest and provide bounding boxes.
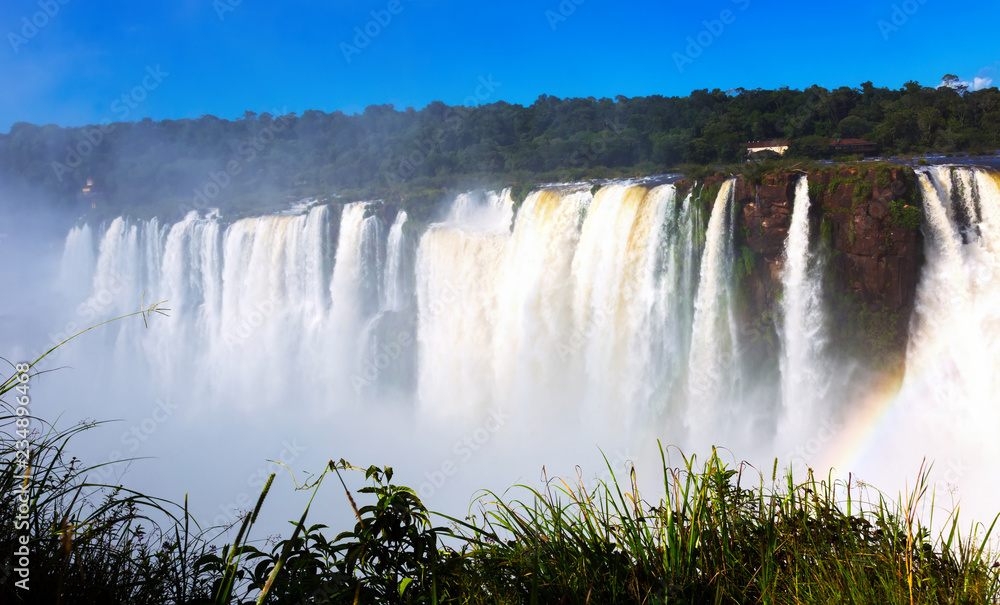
[2,78,998,220]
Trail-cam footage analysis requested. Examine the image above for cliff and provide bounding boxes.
[677,164,924,368]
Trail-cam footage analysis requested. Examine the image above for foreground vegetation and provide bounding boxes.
[3,311,999,604]
[4,407,999,602]
[3,79,999,222]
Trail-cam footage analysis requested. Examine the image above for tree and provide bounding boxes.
[789,135,830,158]
[941,74,969,96]
[837,115,870,139]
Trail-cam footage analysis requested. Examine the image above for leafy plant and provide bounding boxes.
[330,463,460,604]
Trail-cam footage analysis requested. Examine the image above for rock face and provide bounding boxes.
[676,165,924,363]
[732,175,796,317]
[803,167,922,314]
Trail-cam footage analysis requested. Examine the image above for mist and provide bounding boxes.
[4,166,1000,547]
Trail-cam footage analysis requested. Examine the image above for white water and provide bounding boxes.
[446,189,513,231]
[383,210,408,312]
[906,167,1000,422]
[24,169,1000,533]
[855,166,1000,514]
[49,184,759,474]
[417,183,712,438]
[687,180,746,445]
[779,176,829,435]
[329,203,375,338]
[58,223,96,298]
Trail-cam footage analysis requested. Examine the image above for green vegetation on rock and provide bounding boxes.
[889,199,923,230]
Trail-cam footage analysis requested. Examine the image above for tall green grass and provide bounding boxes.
[446,448,1000,604]
[1,301,216,604]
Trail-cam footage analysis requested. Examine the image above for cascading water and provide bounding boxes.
[45,168,1000,526]
[907,167,1000,412]
[70,205,337,406]
[358,208,416,400]
[569,184,689,427]
[415,182,712,434]
[58,223,96,299]
[383,210,409,313]
[686,179,745,445]
[446,189,513,230]
[62,182,754,438]
[415,189,520,418]
[329,203,378,334]
[779,176,829,435]
[644,187,703,421]
[214,206,331,403]
[861,166,1000,506]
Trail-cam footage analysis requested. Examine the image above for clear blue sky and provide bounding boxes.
[2,0,997,132]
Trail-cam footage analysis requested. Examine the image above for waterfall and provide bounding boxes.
[641,188,703,422]
[56,172,1000,491]
[413,182,713,435]
[89,217,144,319]
[446,189,513,230]
[779,176,829,432]
[492,187,591,419]
[38,168,1000,531]
[358,208,416,401]
[686,180,742,443]
[329,203,372,327]
[69,205,340,405]
[384,210,408,312]
[415,188,522,418]
[900,167,1000,436]
[58,224,96,300]
[327,202,387,394]
[570,184,679,426]
[147,211,219,382]
[65,183,762,439]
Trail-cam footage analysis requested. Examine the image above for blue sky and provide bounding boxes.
[1,0,998,132]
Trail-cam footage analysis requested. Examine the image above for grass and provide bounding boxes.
[2,309,999,603]
[0,301,217,604]
[443,450,1000,604]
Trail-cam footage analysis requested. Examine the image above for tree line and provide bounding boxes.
[2,79,998,220]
